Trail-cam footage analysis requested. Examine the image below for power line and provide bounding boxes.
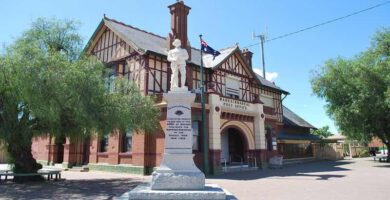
[245,1,390,48]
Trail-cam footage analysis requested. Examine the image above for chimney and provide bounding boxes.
[242,48,253,68]
[168,0,191,59]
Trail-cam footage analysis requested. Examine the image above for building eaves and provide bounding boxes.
[283,106,316,129]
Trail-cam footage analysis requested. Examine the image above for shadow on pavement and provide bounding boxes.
[210,160,353,181]
[0,178,143,200]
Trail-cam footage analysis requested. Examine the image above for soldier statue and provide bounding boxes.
[167,39,189,91]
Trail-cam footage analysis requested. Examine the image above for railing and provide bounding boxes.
[222,158,227,172]
[247,155,257,168]
[228,155,245,172]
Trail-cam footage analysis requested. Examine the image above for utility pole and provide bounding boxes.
[253,32,266,79]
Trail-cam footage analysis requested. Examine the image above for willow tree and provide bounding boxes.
[311,29,390,160]
[0,18,159,181]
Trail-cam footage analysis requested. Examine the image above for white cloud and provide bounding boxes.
[253,68,279,82]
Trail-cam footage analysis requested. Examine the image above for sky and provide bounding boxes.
[1,0,389,134]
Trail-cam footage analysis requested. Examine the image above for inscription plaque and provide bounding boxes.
[165,105,193,150]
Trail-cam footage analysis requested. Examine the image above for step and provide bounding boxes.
[69,166,89,172]
[283,157,316,165]
[222,165,258,173]
[42,164,64,171]
[54,164,63,169]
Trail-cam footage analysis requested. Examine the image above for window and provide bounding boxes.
[192,121,200,150]
[121,130,132,153]
[261,94,274,108]
[99,135,109,152]
[225,76,240,99]
[105,68,115,92]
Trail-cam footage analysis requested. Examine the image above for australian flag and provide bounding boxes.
[201,39,221,59]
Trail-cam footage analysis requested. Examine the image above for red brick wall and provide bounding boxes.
[119,154,132,164]
[31,135,51,162]
[209,150,221,173]
[89,134,98,163]
[107,130,120,164]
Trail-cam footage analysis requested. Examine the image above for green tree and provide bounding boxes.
[311,28,390,160]
[0,18,159,181]
[311,126,333,139]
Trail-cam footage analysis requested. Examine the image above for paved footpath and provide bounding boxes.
[209,157,390,200]
[0,158,389,200]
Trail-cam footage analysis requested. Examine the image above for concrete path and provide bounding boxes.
[0,158,389,200]
[208,157,390,200]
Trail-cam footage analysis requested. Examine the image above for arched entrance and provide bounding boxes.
[221,127,248,164]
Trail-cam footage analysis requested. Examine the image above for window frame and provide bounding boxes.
[121,130,133,153]
[99,135,109,153]
[192,121,200,151]
[225,75,241,99]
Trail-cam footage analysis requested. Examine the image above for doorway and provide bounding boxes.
[221,128,247,164]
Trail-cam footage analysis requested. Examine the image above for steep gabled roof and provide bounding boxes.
[255,73,288,94]
[84,16,288,93]
[202,45,238,69]
[283,106,316,129]
[104,18,167,55]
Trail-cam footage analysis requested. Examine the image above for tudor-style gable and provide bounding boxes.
[207,47,284,122]
[87,22,138,63]
[85,21,147,93]
[210,50,255,102]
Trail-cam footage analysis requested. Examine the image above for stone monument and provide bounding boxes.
[118,39,226,200]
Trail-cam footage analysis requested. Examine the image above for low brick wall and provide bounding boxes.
[88,163,150,175]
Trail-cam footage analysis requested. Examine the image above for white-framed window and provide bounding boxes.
[225,75,240,99]
[105,68,115,93]
[121,129,132,153]
[192,121,200,150]
[261,94,274,108]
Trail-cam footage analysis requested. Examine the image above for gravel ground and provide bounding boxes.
[0,158,389,200]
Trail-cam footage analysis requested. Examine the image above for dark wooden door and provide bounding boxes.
[228,129,244,163]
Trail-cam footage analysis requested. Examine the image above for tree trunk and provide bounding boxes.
[7,134,43,182]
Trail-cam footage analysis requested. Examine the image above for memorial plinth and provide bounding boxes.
[151,90,205,190]
[120,90,226,200]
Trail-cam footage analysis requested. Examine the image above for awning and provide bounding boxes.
[277,132,321,142]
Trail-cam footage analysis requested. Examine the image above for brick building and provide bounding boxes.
[31,1,319,174]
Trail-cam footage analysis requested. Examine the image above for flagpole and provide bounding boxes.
[199,34,209,175]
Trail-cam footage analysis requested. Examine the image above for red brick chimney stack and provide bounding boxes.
[242,48,253,68]
[168,0,191,59]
